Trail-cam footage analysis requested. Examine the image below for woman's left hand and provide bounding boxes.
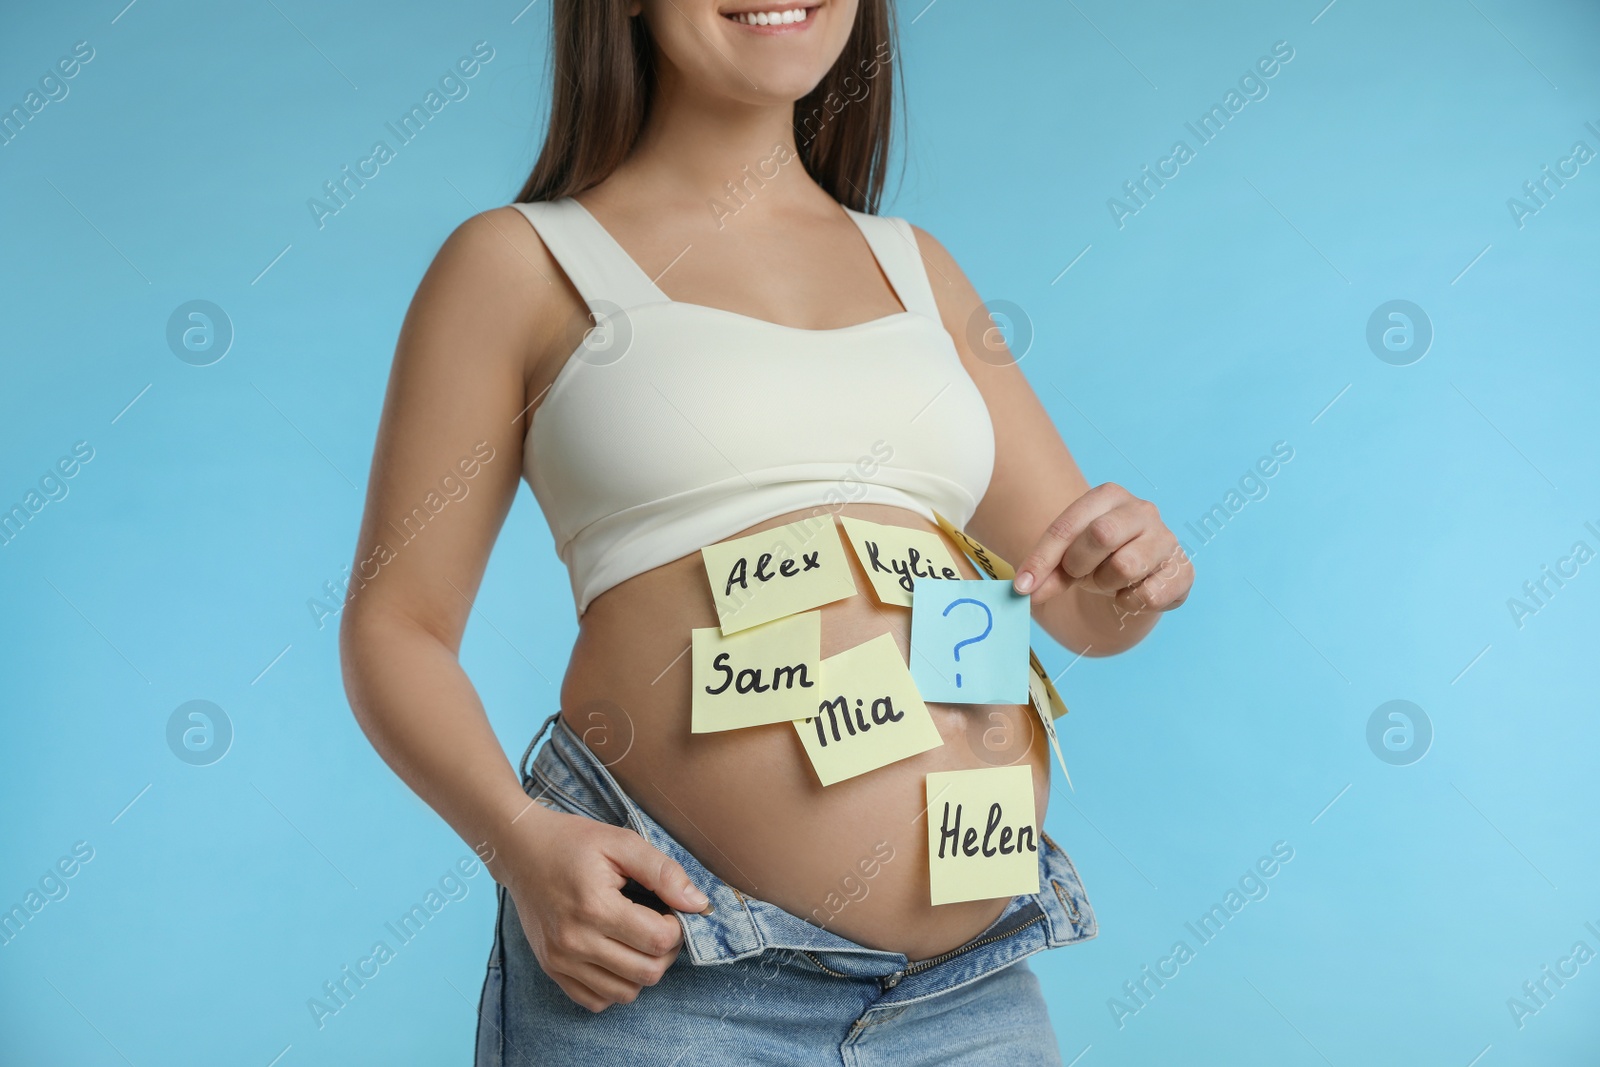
[1011,483,1194,616]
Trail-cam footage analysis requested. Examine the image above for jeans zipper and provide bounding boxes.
[800,950,854,978]
[804,912,1048,990]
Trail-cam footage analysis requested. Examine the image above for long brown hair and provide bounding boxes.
[516,1,901,212]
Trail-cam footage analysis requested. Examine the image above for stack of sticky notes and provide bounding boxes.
[692,513,1069,905]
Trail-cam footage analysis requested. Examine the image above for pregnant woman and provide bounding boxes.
[340,1,1193,1063]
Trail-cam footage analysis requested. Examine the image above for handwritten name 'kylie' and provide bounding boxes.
[865,542,958,593]
[838,516,965,608]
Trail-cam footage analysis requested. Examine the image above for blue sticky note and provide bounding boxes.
[909,577,1031,704]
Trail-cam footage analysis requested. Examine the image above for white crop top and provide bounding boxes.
[510,196,996,615]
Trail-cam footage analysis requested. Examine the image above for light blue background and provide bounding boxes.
[2,0,1597,1063]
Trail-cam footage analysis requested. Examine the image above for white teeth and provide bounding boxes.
[730,7,808,25]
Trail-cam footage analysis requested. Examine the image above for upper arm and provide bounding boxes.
[908,223,1092,569]
[341,206,582,652]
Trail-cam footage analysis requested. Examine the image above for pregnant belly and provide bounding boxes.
[558,503,1052,962]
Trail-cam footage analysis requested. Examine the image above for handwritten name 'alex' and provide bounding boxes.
[722,550,823,596]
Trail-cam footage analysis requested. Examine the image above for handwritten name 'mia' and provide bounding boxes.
[937,801,1037,859]
[865,541,958,593]
[724,550,821,596]
[808,694,904,747]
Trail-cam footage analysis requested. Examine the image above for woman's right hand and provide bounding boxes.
[503,807,710,1012]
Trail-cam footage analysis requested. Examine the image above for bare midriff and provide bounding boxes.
[558,501,1051,962]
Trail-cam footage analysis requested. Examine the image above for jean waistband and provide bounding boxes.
[518,711,1098,1005]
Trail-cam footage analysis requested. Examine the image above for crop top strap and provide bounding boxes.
[842,208,943,323]
[509,198,669,312]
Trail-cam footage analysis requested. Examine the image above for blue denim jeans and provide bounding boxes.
[474,712,1098,1066]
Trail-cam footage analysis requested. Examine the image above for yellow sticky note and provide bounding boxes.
[702,520,857,635]
[932,511,1016,582]
[1028,649,1069,721]
[1027,667,1051,727]
[925,766,1041,905]
[691,612,821,733]
[1027,664,1073,791]
[794,633,945,786]
[838,516,964,607]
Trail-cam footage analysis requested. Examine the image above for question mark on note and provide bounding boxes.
[942,598,994,688]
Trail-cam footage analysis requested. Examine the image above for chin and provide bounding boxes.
[731,66,837,106]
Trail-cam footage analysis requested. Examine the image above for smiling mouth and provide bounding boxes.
[721,4,821,31]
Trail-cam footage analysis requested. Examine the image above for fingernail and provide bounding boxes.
[698,901,715,916]
[686,886,709,910]
[1014,571,1034,594]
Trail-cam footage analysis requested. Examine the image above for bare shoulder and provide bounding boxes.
[904,222,962,276]
[432,206,562,290]
[904,222,985,334]
[403,205,586,386]
[904,221,1022,382]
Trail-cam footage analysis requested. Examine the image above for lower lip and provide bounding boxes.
[723,8,818,35]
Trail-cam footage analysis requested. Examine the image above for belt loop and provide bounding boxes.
[519,711,563,785]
